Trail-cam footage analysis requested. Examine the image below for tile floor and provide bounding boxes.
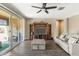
[3,40,69,56]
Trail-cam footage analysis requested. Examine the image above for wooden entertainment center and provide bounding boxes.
[30,22,51,40]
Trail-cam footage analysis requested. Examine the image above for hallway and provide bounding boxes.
[3,40,69,56]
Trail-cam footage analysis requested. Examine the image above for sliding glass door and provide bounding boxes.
[0,6,24,55]
[10,16,19,47]
[0,10,11,52]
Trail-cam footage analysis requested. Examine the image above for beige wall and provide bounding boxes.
[55,19,67,36]
[25,18,57,39]
[56,20,64,36]
[68,15,79,33]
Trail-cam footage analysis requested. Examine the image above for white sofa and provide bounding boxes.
[54,33,79,56]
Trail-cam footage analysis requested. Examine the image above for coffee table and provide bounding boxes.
[31,39,46,50]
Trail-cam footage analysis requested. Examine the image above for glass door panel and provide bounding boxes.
[0,10,10,52]
[10,16,19,47]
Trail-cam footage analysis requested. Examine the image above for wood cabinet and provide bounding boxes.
[30,22,51,40]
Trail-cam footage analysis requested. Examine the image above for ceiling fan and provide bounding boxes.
[32,3,57,14]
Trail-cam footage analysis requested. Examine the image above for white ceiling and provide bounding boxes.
[6,3,79,18]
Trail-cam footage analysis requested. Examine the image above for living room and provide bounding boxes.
[1,3,79,56]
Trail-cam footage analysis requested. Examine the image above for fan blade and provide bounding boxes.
[46,6,57,9]
[45,10,49,14]
[32,6,42,9]
[58,7,64,10]
[37,10,42,13]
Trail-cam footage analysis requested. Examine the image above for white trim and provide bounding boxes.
[17,17,20,43]
[18,18,25,42]
[0,4,23,18]
[21,18,25,41]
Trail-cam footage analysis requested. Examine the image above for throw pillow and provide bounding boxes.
[76,39,79,43]
[64,38,69,42]
[65,34,71,39]
[68,37,78,44]
[60,34,66,39]
[59,33,67,41]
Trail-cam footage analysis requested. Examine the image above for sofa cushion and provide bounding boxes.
[65,34,71,39]
[68,37,78,44]
[62,34,71,42]
[59,33,67,41]
[61,42,69,53]
[76,39,79,43]
[64,38,69,42]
